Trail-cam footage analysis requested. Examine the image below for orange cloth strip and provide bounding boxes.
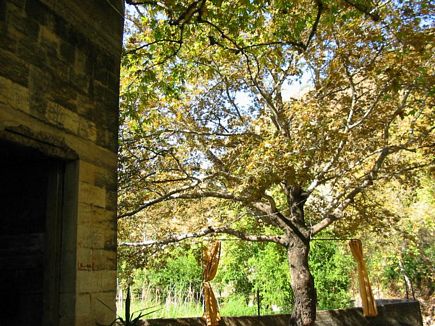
[202,241,221,326]
[349,239,378,317]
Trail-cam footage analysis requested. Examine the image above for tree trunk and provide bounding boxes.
[287,235,316,326]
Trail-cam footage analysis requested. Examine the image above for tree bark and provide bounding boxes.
[287,234,317,326]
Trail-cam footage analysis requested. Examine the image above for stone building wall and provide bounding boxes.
[0,0,123,325]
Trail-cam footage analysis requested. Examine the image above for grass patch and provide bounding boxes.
[117,296,279,320]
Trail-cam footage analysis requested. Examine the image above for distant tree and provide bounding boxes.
[118,1,434,325]
[361,174,435,301]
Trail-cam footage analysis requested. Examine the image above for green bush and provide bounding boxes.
[309,238,354,310]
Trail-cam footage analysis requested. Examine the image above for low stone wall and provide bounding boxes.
[142,300,423,326]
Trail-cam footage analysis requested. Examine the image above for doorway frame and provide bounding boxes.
[0,128,79,325]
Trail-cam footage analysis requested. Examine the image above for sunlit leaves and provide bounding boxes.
[119,0,434,245]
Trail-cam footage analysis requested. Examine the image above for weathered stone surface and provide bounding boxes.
[92,291,117,325]
[0,29,17,53]
[0,76,30,113]
[76,293,92,315]
[7,6,40,40]
[25,0,49,25]
[16,35,47,66]
[0,50,29,86]
[77,270,117,293]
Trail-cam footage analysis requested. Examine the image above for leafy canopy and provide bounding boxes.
[119,0,433,244]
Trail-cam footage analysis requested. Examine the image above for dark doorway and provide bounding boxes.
[0,140,64,325]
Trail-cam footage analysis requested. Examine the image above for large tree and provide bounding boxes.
[118,1,434,325]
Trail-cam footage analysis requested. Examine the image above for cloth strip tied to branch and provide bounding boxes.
[202,241,221,326]
[349,239,378,317]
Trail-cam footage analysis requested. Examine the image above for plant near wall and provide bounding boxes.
[99,286,158,326]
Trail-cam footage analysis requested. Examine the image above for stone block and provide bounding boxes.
[64,135,117,169]
[94,99,119,128]
[95,172,117,192]
[0,1,6,22]
[44,101,97,141]
[52,15,89,52]
[76,225,102,249]
[46,54,70,82]
[6,0,26,9]
[0,30,17,53]
[75,48,90,75]
[39,25,60,52]
[29,92,47,118]
[92,291,117,325]
[77,248,93,271]
[0,49,29,86]
[105,189,118,212]
[79,182,106,208]
[93,82,112,106]
[60,40,75,64]
[96,51,118,74]
[76,222,115,250]
[91,249,116,270]
[25,0,49,25]
[76,293,91,315]
[95,67,109,86]
[77,270,116,293]
[16,35,47,67]
[74,315,93,326]
[107,70,120,91]
[29,64,52,91]
[0,76,30,113]
[6,5,39,40]
[26,67,52,119]
[76,271,97,293]
[78,202,116,226]
[79,160,97,185]
[78,118,97,142]
[70,71,90,95]
[48,76,77,111]
[96,127,119,152]
[45,102,78,132]
[63,111,80,134]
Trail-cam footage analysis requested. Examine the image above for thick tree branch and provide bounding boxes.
[118,187,248,219]
[252,198,310,242]
[119,226,288,247]
[125,39,182,55]
[305,0,323,48]
[118,182,199,218]
[126,0,159,5]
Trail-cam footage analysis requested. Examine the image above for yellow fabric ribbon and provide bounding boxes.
[202,241,221,326]
[349,239,378,317]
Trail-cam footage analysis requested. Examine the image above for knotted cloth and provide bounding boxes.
[202,241,221,326]
[349,239,378,317]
